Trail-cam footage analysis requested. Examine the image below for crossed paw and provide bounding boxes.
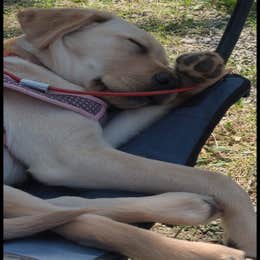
[175,51,226,86]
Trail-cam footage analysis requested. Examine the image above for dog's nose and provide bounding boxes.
[151,72,177,90]
[153,72,172,84]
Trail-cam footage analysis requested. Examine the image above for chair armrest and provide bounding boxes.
[120,74,251,166]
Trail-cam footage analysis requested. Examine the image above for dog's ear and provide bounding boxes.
[17,8,112,49]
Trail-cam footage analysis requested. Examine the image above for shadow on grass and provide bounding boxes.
[4,0,57,9]
[245,1,256,27]
[4,0,39,7]
[136,16,229,37]
[135,1,255,37]
[4,15,229,40]
[213,0,256,28]
[4,0,255,39]
[4,27,22,39]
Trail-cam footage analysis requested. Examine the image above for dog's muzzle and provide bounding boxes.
[150,72,181,104]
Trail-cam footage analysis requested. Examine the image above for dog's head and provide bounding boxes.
[16,8,178,109]
[17,8,226,109]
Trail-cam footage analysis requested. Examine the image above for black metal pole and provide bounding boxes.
[215,0,254,63]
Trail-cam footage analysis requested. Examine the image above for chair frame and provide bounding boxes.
[216,0,254,63]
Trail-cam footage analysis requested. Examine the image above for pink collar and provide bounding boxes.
[4,72,107,123]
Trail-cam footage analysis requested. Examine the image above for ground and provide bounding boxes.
[4,0,256,249]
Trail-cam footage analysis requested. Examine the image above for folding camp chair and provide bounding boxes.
[4,0,254,259]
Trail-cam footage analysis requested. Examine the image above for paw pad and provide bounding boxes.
[194,58,215,73]
[175,51,225,85]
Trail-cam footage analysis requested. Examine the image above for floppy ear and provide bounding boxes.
[17,8,112,49]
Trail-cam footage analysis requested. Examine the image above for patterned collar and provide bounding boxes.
[4,72,107,123]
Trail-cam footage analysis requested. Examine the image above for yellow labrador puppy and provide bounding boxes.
[4,8,256,259]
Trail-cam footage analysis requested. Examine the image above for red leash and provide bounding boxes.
[4,52,199,97]
[48,85,197,97]
[4,70,199,97]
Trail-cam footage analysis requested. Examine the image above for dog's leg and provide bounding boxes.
[28,144,255,257]
[4,185,247,260]
[103,105,172,147]
[4,210,87,240]
[48,192,220,225]
[5,184,219,229]
[55,213,248,260]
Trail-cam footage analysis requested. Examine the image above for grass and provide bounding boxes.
[4,0,256,248]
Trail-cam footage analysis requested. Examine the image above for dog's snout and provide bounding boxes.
[153,72,173,85]
[150,72,180,105]
[151,72,178,91]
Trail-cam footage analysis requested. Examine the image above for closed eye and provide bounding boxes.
[127,38,148,54]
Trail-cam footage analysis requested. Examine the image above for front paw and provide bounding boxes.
[222,212,256,259]
[175,51,226,86]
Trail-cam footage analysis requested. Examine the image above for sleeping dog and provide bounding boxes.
[4,8,256,259]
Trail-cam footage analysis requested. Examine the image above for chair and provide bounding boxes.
[4,0,254,259]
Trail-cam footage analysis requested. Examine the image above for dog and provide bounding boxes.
[4,8,256,259]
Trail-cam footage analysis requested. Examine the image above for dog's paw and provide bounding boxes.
[173,194,221,225]
[151,193,221,226]
[175,51,226,86]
